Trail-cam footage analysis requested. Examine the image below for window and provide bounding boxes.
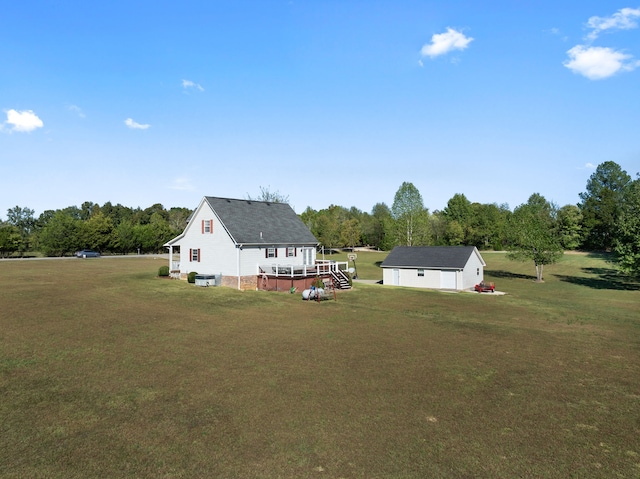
[190,248,200,262]
[202,219,213,234]
[287,247,296,257]
[417,269,424,277]
[477,268,480,276]
[267,247,276,258]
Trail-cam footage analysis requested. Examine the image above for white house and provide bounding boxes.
[164,196,329,291]
[380,246,486,291]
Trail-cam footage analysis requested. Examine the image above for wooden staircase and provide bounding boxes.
[330,270,352,289]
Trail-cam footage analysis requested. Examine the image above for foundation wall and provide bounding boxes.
[257,275,332,292]
[220,275,258,291]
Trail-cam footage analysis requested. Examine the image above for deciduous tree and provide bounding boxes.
[6,205,35,253]
[113,220,137,254]
[82,212,114,252]
[0,225,23,257]
[38,211,81,256]
[391,182,426,246]
[556,205,583,250]
[613,176,640,278]
[442,193,473,244]
[340,218,361,249]
[579,161,631,250]
[507,194,563,282]
[247,186,289,204]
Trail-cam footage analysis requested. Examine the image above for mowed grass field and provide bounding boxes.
[1,253,639,478]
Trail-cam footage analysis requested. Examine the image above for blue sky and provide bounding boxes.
[2,1,639,218]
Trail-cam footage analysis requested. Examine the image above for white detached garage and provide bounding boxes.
[380,246,486,291]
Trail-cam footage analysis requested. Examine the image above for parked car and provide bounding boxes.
[75,249,100,258]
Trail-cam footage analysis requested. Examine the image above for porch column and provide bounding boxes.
[237,246,241,290]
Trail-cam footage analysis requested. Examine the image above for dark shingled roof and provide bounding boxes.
[205,197,318,245]
[380,246,481,269]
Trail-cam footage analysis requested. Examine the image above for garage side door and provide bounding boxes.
[440,270,457,289]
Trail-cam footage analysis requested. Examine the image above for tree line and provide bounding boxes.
[1,161,638,277]
[299,161,640,278]
[0,202,191,257]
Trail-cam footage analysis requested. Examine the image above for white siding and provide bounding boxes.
[382,248,485,291]
[461,251,484,289]
[383,267,440,288]
[440,270,458,289]
[246,246,313,276]
[180,202,237,276]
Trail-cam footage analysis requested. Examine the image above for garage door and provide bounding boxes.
[440,270,457,289]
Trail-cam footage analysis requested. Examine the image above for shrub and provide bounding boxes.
[158,265,170,277]
[187,272,198,284]
[311,277,325,289]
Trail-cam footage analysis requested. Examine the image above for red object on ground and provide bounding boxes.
[474,281,495,293]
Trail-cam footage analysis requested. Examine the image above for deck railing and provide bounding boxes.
[259,260,348,278]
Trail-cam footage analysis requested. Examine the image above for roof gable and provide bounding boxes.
[204,197,318,245]
[380,246,484,269]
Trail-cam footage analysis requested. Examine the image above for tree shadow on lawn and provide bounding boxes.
[485,269,537,281]
[554,267,640,291]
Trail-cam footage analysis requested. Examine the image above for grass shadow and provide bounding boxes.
[485,269,536,281]
[554,267,640,291]
[584,251,614,261]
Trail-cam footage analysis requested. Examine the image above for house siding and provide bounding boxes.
[461,253,484,289]
[179,201,236,277]
[383,267,441,289]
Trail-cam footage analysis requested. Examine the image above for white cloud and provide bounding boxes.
[182,79,204,91]
[170,177,195,191]
[549,27,569,42]
[3,109,44,133]
[124,118,150,130]
[585,162,597,169]
[564,45,640,79]
[420,27,473,58]
[67,104,85,118]
[586,7,640,41]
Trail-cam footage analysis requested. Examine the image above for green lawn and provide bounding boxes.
[1,254,639,478]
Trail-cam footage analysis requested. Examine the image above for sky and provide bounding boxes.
[2,1,640,219]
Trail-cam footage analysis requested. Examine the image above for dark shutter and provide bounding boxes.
[189,249,192,262]
[197,249,201,262]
